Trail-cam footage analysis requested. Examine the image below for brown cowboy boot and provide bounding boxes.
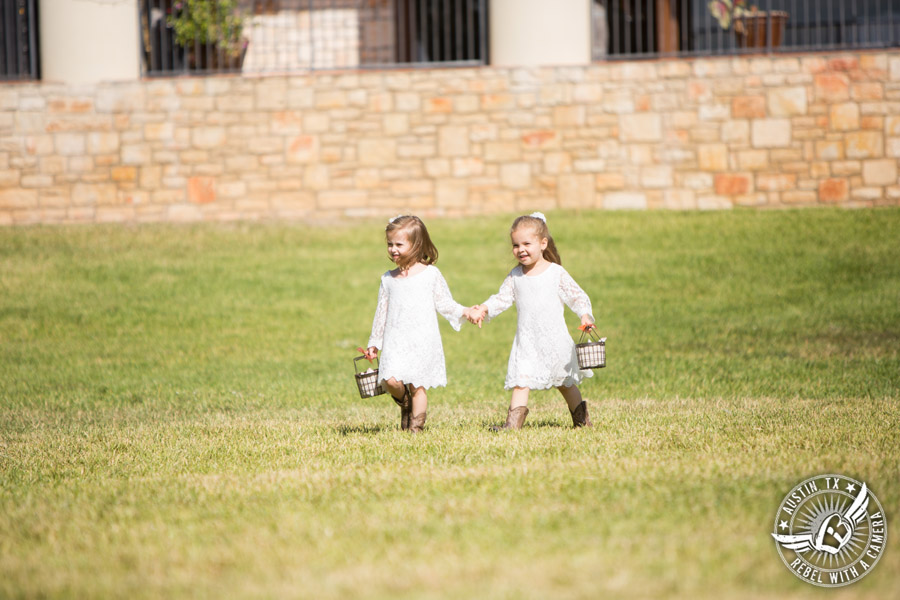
[408,411,427,433]
[492,406,529,431]
[570,401,592,428]
[392,386,412,431]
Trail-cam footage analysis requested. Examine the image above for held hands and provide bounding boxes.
[463,305,488,328]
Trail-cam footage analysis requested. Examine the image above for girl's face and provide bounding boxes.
[386,230,412,265]
[510,226,548,269]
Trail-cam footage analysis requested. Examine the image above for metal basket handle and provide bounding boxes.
[354,354,378,374]
[578,326,605,344]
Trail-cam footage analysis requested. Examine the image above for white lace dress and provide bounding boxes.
[367,265,467,390]
[482,263,594,390]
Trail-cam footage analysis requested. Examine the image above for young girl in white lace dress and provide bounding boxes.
[365,216,477,433]
[471,213,596,429]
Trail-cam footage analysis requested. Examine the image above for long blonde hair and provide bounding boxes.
[511,214,561,265]
[385,215,439,271]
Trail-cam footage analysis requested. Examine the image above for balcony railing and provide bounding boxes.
[141,0,488,77]
[0,0,39,82]
[592,0,900,60]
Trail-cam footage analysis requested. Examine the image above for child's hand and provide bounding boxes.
[580,315,595,330]
[365,346,378,360]
[464,305,486,328]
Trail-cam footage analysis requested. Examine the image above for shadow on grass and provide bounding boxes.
[480,418,569,430]
[336,423,388,436]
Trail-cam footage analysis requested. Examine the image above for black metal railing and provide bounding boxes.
[593,0,900,60]
[0,0,39,81]
[141,0,488,77]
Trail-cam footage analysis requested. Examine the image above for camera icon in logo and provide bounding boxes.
[771,475,886,587]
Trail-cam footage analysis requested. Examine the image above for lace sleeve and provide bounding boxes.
[482,272,515,322]
[432,268,466,331]
[366,277,388,349]
[559,267,594,320]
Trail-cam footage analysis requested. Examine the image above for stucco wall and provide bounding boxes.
[1,51,899,225]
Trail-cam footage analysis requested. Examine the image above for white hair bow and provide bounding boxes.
[529,211,547,223]
[388,214,405,224]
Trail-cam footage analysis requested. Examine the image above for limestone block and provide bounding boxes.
[395,93,421,112]
[318,190,367,209]
[752,119,791,148]
[558,174,594,209]
[110,167,137,183]
[815,73,850,102]
[696,195,732,210]
[863,159,898,186]
[641,166,673,188]
[454,95,479,113]
[452,158,484,178]
[782,190,817,204]
[383,114,409,136]
[121,144,152,165]
[482,94,514,111]
[485,142,521,162]
[620,113,662,142]
[553,106,585,128]
[595,173,625,190]
[732,96,766,119]
[359,139,397,166]
[888,138,900,158]
[604,192,646,210]
[72,183,117,206]
[662,190,696,210]
[830,103,860,131]
[56,133,86,156]
[500,163,531,189]
[768,87,807,117]
[436,180,468,207]
[818,178,849,203]
[698,144,729,171]
[714,174,752,195]
[286,136,321,164]
[852,83,884,101]
[543,152,573,174]
[439,126,470,157]
[886,115,900,137]
[521,130,558,149]
[398,144,435,159]
[757,173,796,192]
[0,189,37,209]
[192,127,225,150]
[574,159,605,173]
[722,120,750,144]
[845,131,883,159]
[738,150,769,171]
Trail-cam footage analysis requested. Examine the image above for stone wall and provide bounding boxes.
[1,50,899,225]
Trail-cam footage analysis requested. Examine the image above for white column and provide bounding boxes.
[40,0,140,84]
[489,0,592,67]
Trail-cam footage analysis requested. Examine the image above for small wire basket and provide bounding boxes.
[575,327,606,370]
[354,355,385,398]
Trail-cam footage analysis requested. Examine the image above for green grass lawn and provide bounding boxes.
[1,209,898,599]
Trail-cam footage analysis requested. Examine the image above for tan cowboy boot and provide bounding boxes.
[570,401,592,428]
[391,386,412,431]
[408,411,427,433]
[492,406,529,431]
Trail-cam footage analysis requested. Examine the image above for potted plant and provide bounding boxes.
[708,0,788,49]
[168,0,249,71]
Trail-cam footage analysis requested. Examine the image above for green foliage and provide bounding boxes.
[168,0,246,54]
[1,210,898,598]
